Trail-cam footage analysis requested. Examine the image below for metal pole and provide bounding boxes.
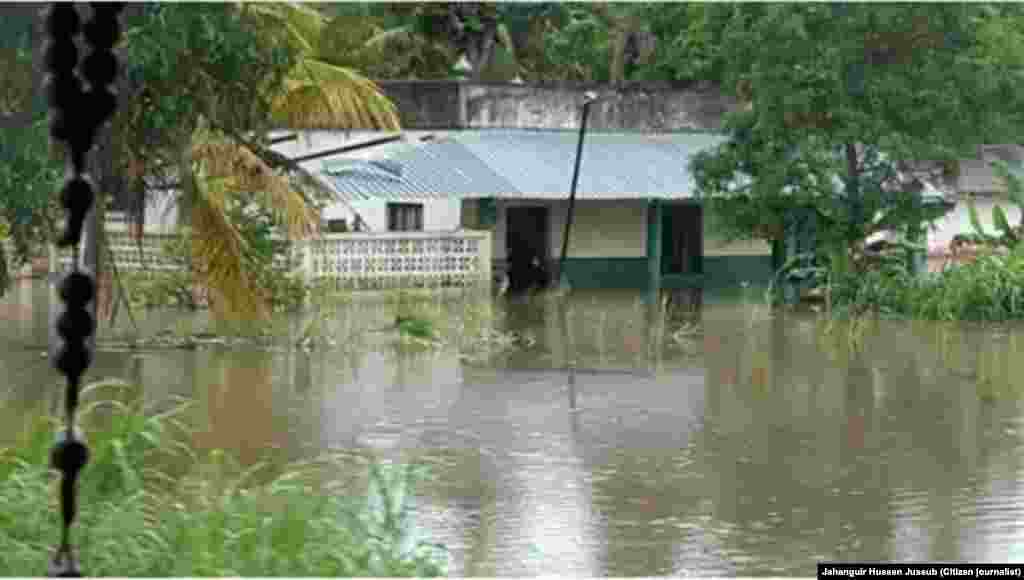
[557,92,597,289]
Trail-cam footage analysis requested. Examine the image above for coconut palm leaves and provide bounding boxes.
[273,59,399,130]
[176,3,400,319]
[186,130,320,320]
[245,1,400,131]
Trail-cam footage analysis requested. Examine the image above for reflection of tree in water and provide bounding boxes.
[692,319,1024,570]
[192,351,291,466]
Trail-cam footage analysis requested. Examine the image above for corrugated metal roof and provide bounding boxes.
[313,129,959,205]
[320,138,519,202]
[452,130,726,199]
[318,129,726,202]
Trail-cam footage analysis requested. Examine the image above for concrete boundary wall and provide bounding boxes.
[377,80,739,132]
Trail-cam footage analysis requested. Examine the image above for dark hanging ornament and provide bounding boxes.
[58,176,95,247]
[43,40,79,74]
[42,3,125,577]
[44,4,81,39]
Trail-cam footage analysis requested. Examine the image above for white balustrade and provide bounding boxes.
[304,230,492,289]
[53,224,493,291]
[57,229,182,272]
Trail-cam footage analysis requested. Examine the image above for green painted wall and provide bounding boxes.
[561,258,649,289]
[558,255,774,291]
[487,197,776,292]
[703,255,775,291]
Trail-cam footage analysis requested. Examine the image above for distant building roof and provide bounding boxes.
[956,145,1024,195]
[319,129,726,202]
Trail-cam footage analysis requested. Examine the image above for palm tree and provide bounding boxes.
[176,2,401,320]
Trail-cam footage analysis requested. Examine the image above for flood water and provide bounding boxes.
[3,279,1024,575]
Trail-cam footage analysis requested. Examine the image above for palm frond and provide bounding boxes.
[272,60,400,130]
[185,160,267,321]
[191,138,319,240]
[364,25,416,50]
[243,2,327,56]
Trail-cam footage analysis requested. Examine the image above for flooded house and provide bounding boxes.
[319,129,779,294]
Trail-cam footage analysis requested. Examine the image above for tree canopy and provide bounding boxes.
[689,3,1024,275]
[121,2,399,319]
[0,3,400,313]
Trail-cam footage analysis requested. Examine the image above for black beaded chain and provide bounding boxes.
[43,3,124,577]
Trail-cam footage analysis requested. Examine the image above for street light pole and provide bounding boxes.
[557,91,598,290]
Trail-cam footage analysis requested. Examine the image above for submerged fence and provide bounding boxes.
[54,223,493,291]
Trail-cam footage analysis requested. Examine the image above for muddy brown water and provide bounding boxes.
[3,279,1024,575]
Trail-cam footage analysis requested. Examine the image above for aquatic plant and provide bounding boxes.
[0,382,446,577]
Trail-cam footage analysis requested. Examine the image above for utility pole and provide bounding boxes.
[557,91,598,290]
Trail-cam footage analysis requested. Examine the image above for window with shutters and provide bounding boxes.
[387,203,424,231]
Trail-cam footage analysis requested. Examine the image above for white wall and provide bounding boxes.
[279,130,462,232]
[137,129,463,233]
[927,197,1022,254]
[347,199,462,232]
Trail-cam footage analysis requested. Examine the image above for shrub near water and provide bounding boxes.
[828,248,1024,322]
[0,384,446,577]
[910,251,1024,321]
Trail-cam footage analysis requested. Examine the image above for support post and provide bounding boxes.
[557,92,597,289]
[646,199,663,304]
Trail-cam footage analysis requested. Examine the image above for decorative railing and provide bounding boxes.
[57,224,182,272]
[304,230,491,289]
[55,224,493,290]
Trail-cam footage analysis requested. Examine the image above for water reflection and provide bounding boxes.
[3,282,1024,574]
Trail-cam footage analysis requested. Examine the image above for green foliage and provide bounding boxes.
[0,118,62,296]
[637,4,725,83]
[222,196,310,313]
[540,5,614,81]
[123,4,299,151]
[397,317,436,340]
[120,234,198,309]
[122,270,200,310]
[692,3,1024,290]
[822,243,1024,322]
[321,2,674,83]
[0,385,447,576]
[912,251,1024,321]
[120,224,308,314]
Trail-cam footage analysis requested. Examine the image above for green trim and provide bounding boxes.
[560,258,649,289]
[479,197,497,227]
[647,200,663,295]
[662,273,704,289]
[703,255,774,291]
[555,255,773,291]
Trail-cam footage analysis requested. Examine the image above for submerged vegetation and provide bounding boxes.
[794,161,1024,323]
[0,382,446,577]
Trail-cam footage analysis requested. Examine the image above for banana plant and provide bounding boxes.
[965,160,1024,249]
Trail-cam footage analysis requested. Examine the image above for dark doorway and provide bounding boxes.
[662,204,703,275]
[506,206,550,293]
